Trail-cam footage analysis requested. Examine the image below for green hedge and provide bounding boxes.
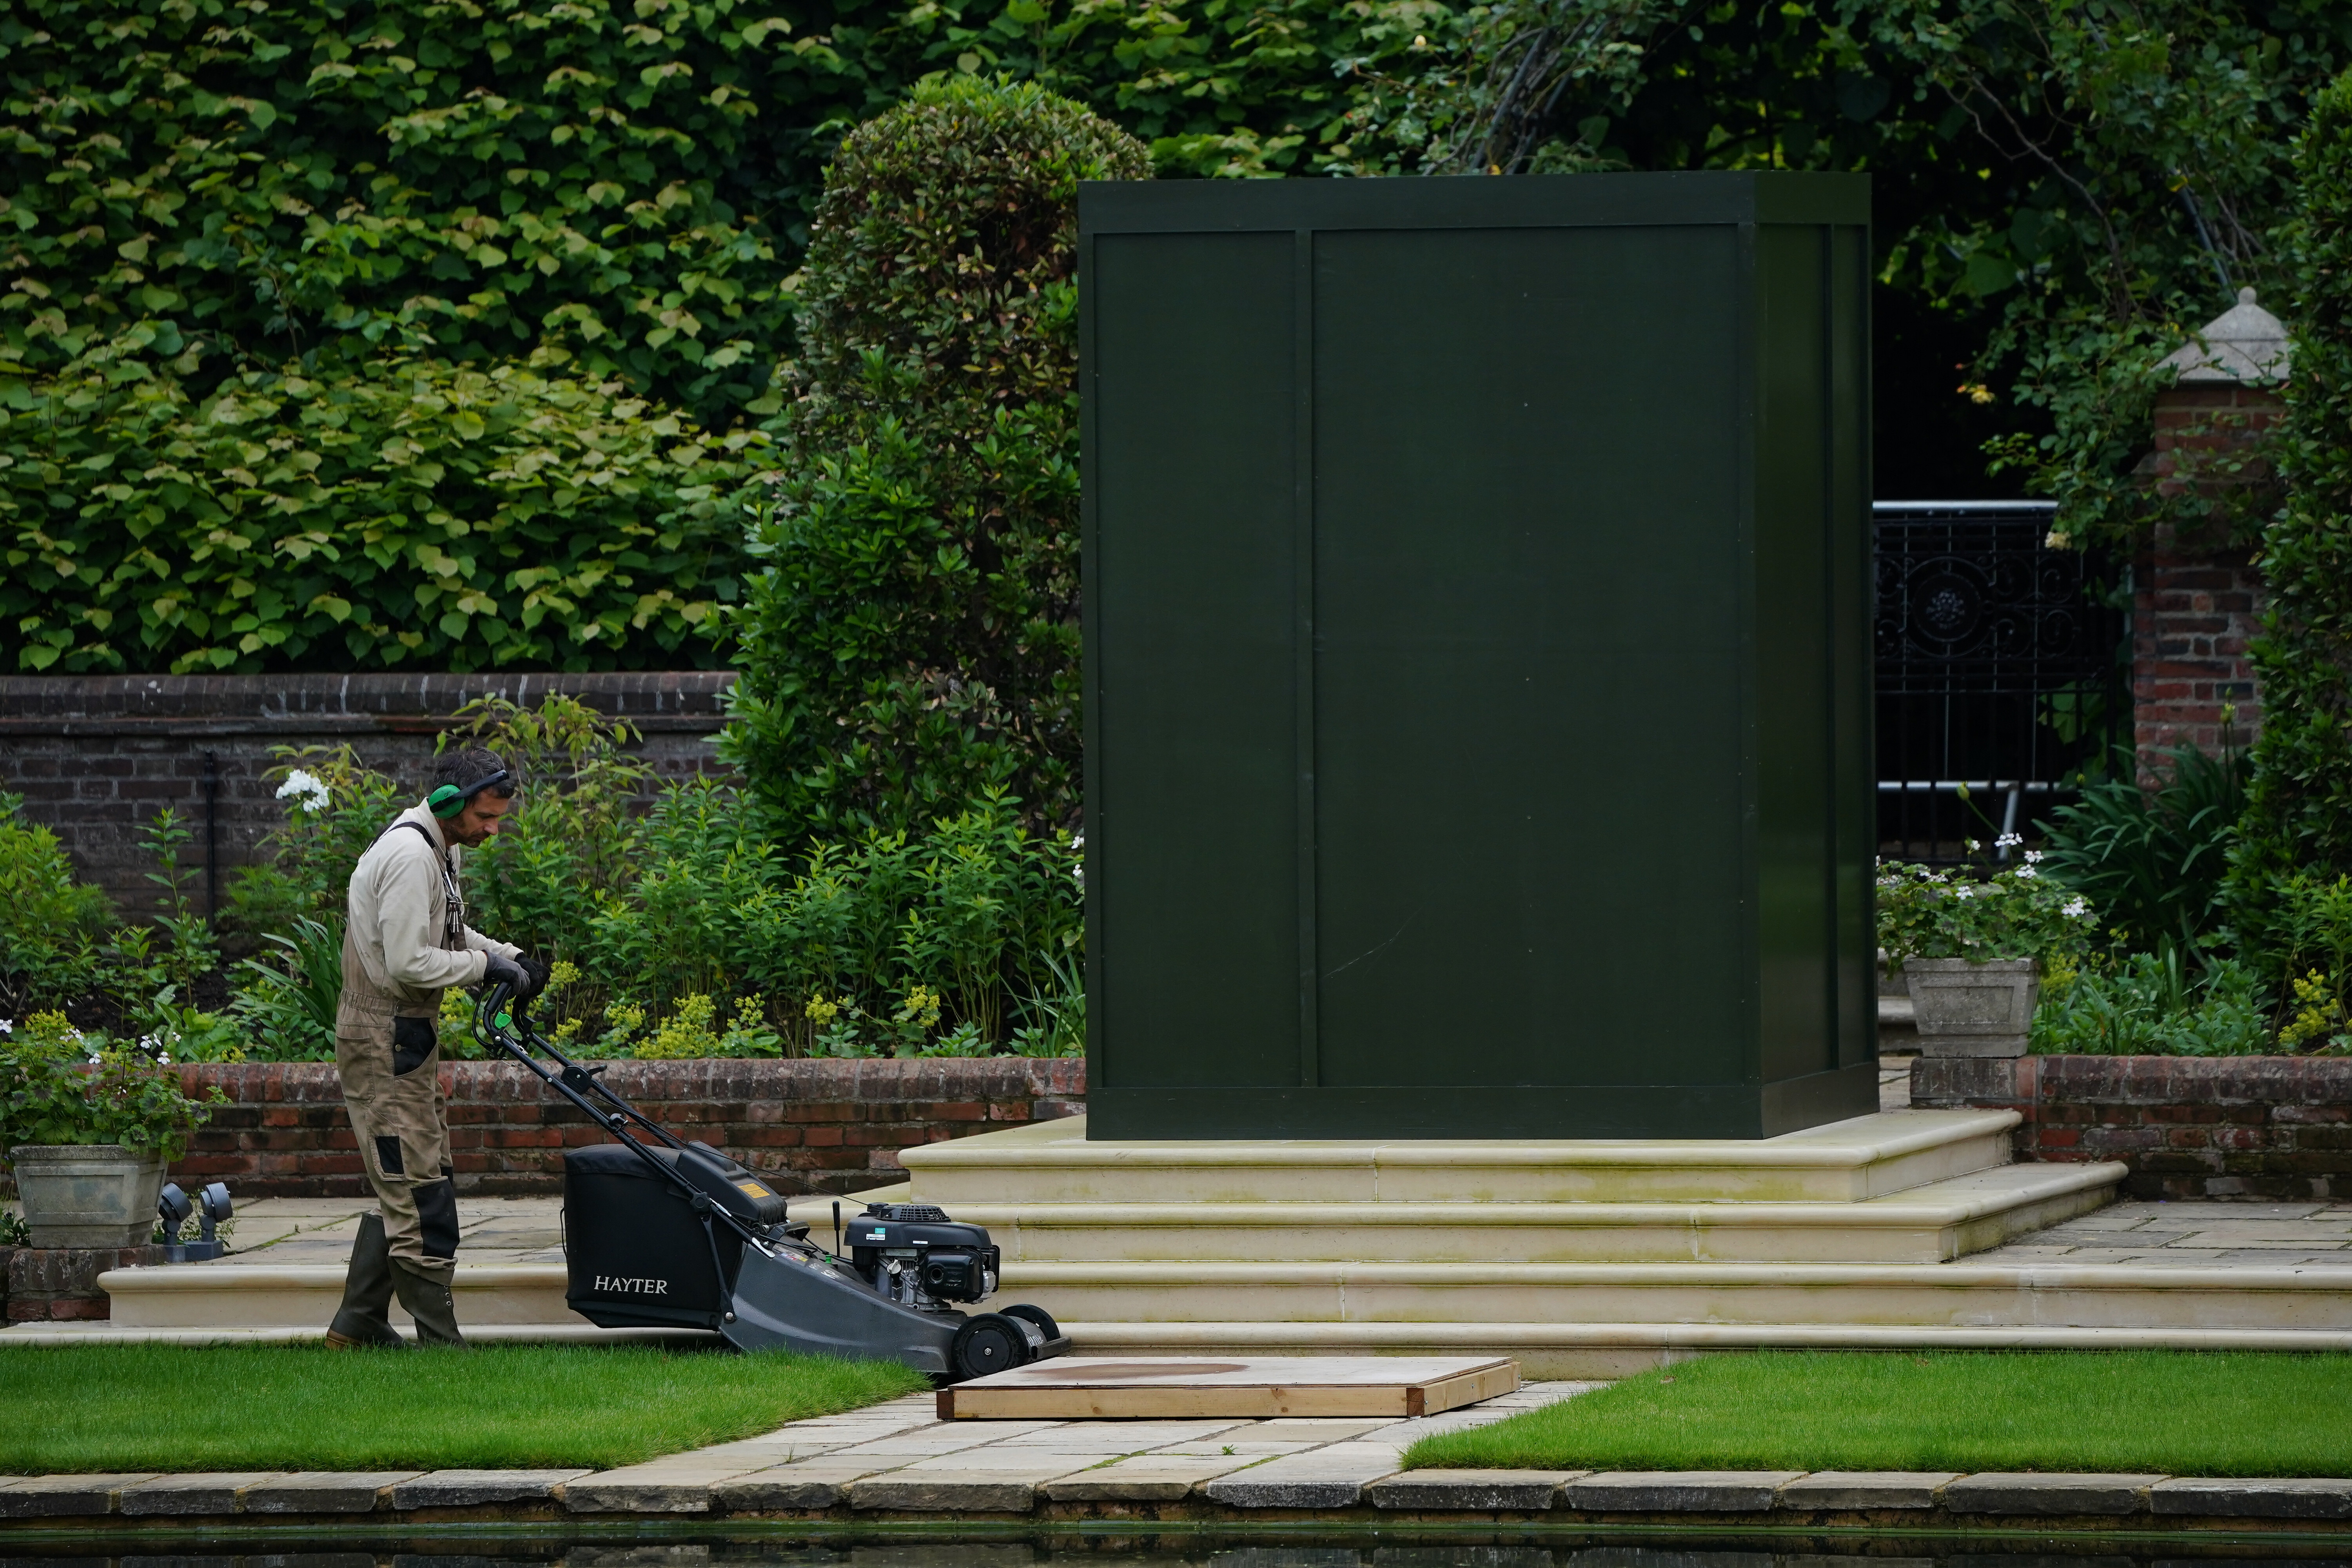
[5,349,755,671]
[2230,65,2352,974]
[725,79,1148,838]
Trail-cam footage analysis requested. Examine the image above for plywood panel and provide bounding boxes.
[938,1354,1518,1419]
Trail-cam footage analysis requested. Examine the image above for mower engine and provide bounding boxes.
[846,1203,1000,1310]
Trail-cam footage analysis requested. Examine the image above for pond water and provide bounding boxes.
[3,1535,2348,1568]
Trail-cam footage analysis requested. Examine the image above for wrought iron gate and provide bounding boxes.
[1874,500,2131,862]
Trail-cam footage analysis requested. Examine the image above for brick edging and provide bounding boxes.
[1911,1053,2352,1201]
[173,1056,1087,1199]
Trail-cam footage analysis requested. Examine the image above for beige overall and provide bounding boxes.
[338,804,516,1279]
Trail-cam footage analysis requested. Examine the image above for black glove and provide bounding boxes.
[481,951,528,996]
[517,953,553,1001]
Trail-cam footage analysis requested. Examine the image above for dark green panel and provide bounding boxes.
[1080,174,1874,1139]
[1309,227,1746,1090]
[1830,224,1876,1070]
[1752,223,1833,1086]
[1087,231,1298,1088]
[1089,1083,1776,1140]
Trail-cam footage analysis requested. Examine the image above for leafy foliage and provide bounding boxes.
[1877,855,2098,965]
[726,78,1148,839]
[439,693,654,962]
[0,792,114,1018]
[0,1013,225,1161]
[1406,0,2349,523]
[224,746,406,939]
[2231,66,2352,974]
[228,916,345,1062]
[0,0,867,422]
[217,695,1084,1060]
[2040,742,2245,961]
[4,350,758,673]
[2030,949,2274,1056]
[2256,874,2352,1051]
[571,779,1084,1058]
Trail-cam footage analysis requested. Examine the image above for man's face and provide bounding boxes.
[448,790,515,848]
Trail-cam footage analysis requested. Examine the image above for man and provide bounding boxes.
[325,747,544,1347]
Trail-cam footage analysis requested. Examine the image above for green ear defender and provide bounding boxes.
[428,768,513,818]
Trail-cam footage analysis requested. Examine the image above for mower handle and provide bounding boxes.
[469,982,766,1251]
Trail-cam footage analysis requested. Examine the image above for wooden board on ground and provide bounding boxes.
[937,1355,1519,1419]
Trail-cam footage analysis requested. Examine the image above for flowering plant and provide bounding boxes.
[1877,842,2102,965]
[0,1012,225,1163]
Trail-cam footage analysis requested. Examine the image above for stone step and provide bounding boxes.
[943,1161,2122,1266]
[995,1259,2352,1335]
[898,1109,2020,1206]
[100,1249,2352,1354]
[100,1263,577,1331]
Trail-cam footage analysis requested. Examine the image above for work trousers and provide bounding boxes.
[338,1012,460,1280]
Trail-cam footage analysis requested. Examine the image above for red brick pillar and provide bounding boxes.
[2132,289,2289,776]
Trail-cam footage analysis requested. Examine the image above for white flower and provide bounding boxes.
[1965,838,1982,853]
[1995,831,2023,849]
[2014,864,2038,878]
[276,768,330,813]
[2063,897,2090,919]
[2024,849,2045,865]
[1952,884,1977,900]
[0,1018,11,1035]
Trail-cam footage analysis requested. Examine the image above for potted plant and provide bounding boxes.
[1,1013,223,1247]
[1878,846,2100,1058]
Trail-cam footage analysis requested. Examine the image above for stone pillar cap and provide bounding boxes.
[2158,286,2291,384]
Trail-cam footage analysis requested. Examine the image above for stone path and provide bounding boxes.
[1972,1199,2352,1267]
[188,1196,566,1268]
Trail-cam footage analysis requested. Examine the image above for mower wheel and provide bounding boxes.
[1000,1302,1061,1342]
[951,1312,1031,1380]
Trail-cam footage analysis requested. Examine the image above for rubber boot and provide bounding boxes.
[391,1258,467,1347]
[324,1214,407,1348]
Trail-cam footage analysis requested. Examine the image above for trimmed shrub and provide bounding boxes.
[5,350,753,674]
[725,78,1151,840]
[2230,66,2352,978]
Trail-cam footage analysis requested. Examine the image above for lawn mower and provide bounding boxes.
[472,982,1070,1381]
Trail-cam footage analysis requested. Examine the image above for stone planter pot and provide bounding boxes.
[1902,958,2040,1058]
[8,1145,165,1247]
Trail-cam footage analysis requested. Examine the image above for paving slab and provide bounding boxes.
[713,1461,903,1510]
[828,1422,1064,1457]
[1203,1443,1405,1508]
[1040,1455,1266,1502]
[847,1461,1088,1512]
[1560,1471,1805,1512]
[564,1468,754,1514]
[392,1469,594,1508]
[0,1473,162,1518]
[1941,1472,2165,1515]
[118,1472,289,1515]
[2151,1477,2352,1519]
[243,1471,423,1513]
[1778,1471,1961,1510]
[1367,1470,1587,1511]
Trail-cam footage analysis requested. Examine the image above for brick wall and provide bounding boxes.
[0,671,734,918]
[1912,1054,2352,1200]
[171,1056,1086,1199]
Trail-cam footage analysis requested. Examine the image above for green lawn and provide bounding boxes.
[0,1343,927,1473]
[1406,1351,2352,1477]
